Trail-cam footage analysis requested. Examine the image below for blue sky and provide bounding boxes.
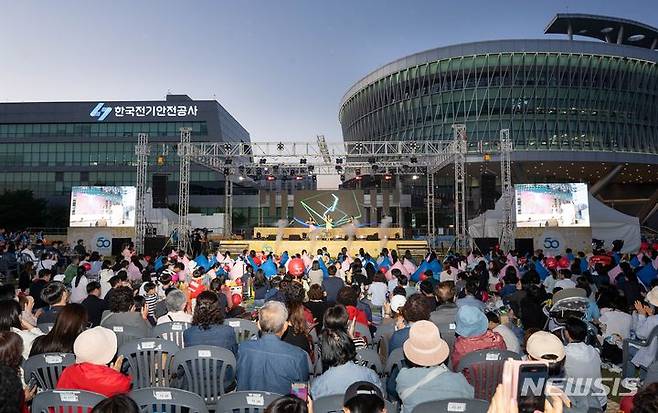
[0,0,656,142]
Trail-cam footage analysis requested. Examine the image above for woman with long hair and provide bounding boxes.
[70,266,89,304]
[281,282,312,355]
[0,299,43,359]
[0,331,36,413]
[30,303,89,356]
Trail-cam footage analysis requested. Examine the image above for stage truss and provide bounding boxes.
[134,126,513,252]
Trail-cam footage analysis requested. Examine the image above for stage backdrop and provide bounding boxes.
[292,190,364,228]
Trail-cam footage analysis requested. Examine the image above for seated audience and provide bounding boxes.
[100,286,151,337]
[30,303,88,356]
[56,326,131,397]
[156,289,192,325]
[183,290,237,354]
[451,305,506,370]
[0,299,42,359]
[397,321,474,413]
[237,300,309,394]
[80,281,108,327]
[37,281,70,324]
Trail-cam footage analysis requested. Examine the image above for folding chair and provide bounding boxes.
[411,398,489,413]
[22,352,75,390]
[313,394,397,413]
[106,324,148,348]
[436,321,457,352]
[355,348,384,375]
[153,321,190,348]
[456,349,522,401]
[170,345,237,408]
[131,387,209,413]
[118,338,180,389]
[214,391,282,413]
[226,318,259,343]
[31,389,105,413]
[622,324,658,378]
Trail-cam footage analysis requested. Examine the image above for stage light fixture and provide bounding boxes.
[355,175,362,181]
[223,143,232,152]
[410,157,418,164]
[256,167,263,175]
[300,158,307,165]
[384,173,392,181]
[225,158,233,165]
[295,175,304,181]
[266,175,276,181]
[277,142,285,151]
[412,174,419,180]
[335,165,343,173]
[355,168,361,176]
[354,142,363,151]
[259,158,267,164]
[340,174,346,182]
[336,158,343,165]
[238,176,245,181]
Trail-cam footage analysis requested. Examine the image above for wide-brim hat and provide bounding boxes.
[74,327,117,365]
[526,331,565,362]
[647,287,658,307]
[403,320,450,367]
[455,305,488,337]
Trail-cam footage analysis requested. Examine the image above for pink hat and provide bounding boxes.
[403,320,449,367]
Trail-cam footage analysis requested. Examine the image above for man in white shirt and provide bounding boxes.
[564,318,606,410]
[554,269,576,290]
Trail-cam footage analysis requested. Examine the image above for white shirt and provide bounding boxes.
[157,311,193,325]
[555,279,576,290]
[599,309,632,341]
[12,327,43,359]
[439,269,456,282]
[70,276,89,304]
[564,342,606,408]
[369,282,389,307]
[388,279,399,293]
[493,324,520,353]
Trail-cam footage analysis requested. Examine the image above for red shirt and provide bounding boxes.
[57,363,131,398]
[188,278,207,300]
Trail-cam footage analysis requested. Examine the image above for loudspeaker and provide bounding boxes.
[481,173,497,211]
[152,174,168,208]
[514,238,534,256]
[473,238,498,254]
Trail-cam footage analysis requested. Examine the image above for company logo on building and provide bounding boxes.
[90,103,112,121]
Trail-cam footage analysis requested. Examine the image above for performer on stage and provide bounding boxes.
[323,214,334,240]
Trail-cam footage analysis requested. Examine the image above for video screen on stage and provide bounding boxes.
[292,190,364,227]
[515,183,590,228]
[69,186,136,227]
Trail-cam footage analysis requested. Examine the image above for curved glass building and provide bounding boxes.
[339,14,658,230]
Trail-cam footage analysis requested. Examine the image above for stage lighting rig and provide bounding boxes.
[336,158,343,164]
[259,158,267,164]
[223,143,232,152]
[266,175,276,181]
[223,168,230,175]
[410,157,418,164]
[225,158,232,165]
[300,158,307,164]
[383,173,393,181]
[335,165,343,173]
[277,142,285,151]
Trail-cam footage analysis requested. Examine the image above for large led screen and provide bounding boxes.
[515,183,590,227]
[70,186,136,227]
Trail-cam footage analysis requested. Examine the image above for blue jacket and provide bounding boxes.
[183,324,238,355]
[237,334,309,394]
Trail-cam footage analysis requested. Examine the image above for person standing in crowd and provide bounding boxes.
[322,265,345,305]
[237,301,309,394]
[397,321,474,413]
[73,239,86,257]
[80,281,107,327]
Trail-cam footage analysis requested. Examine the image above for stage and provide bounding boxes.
[215,238,429,258]
[251,226,404,241]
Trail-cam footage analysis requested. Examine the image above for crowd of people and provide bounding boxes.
[1,229,658,413]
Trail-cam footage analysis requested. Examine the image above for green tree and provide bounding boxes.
[0,190,50,230]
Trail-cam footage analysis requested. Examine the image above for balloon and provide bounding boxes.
[419,272,428,282]
[82,263,91,271]
[558,257,570,269]
[232,293,243,306]
[288,258,305,277]
[641,242,649,251]
[545,257,558,270]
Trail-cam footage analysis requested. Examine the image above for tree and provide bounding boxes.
[0,190,50,230]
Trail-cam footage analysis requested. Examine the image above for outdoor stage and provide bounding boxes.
[252,226,403,240]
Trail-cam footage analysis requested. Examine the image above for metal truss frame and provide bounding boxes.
[163,125,515,253]
[134,133,149,254]
[499,129,514,251]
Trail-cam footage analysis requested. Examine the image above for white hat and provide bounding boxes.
[526,331,565,362]
[647,287,658,307]
[73,327,118,365]
[390,295,406,313]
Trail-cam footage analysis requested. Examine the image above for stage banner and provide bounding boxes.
[516,227,592,255]
[93,231,113,256]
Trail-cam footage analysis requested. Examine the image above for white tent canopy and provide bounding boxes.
[468,194,641,253]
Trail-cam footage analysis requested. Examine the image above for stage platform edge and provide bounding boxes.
[215,239,429,258]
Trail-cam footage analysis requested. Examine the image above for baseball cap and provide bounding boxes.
[343,381,384,406]
[526,331,565,362]
[390,295,406,313]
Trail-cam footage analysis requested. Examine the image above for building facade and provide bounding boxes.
[339,14,658,231]
[0,94,263,227]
